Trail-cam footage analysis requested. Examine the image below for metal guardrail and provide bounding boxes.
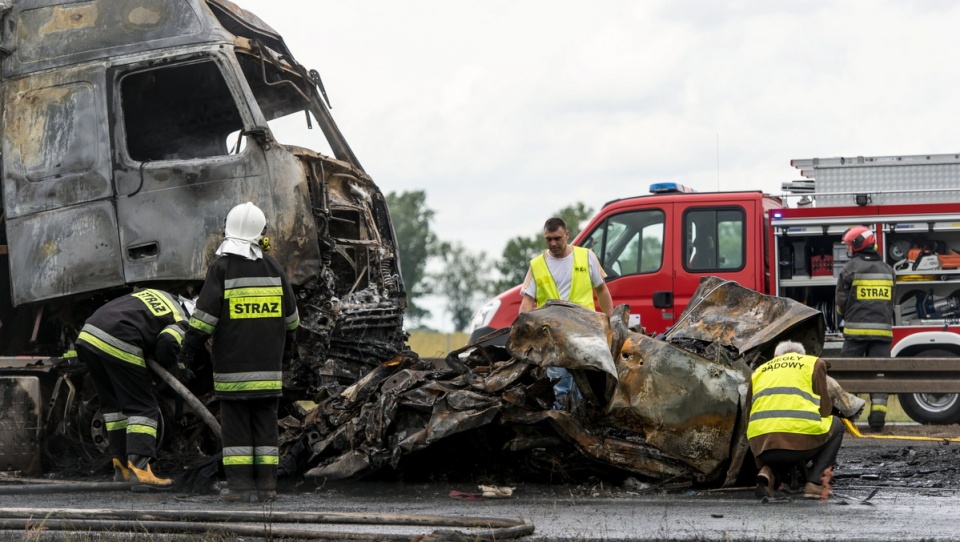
[826,358,960,393]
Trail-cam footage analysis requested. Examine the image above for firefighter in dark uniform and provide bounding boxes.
[177,202,299,503]
[836,226,895,432]
[75,288,188,488]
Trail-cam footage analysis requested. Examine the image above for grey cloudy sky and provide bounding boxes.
[237,0,960,328]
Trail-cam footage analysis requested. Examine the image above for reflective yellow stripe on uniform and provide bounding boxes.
[254,446,280,465]
[161,325,184,344]
[126,416,158,438]
[103,411,128,432]
[189,309,218,334]
[843,328,894,338]
[223,446,255,466]
[842,321,893,338]
[225,277,282,288]
[254,455,280,465]
[214,371,282,393]
[77,326,145,367]
[285,311,300,331]
[224,287,283,298]
[106,420,127,431]
[214,381,283,392]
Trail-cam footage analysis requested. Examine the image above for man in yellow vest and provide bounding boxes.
[747,340,844,500]
[519,217,613,407]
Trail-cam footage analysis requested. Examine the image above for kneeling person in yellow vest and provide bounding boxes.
[747,340,844,499]
[519,217,613,408]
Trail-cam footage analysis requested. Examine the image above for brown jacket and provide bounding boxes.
[747,357,833,460]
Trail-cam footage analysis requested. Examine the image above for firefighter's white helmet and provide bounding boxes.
[224,202,266,242]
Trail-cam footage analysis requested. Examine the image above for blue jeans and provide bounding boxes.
[547,367,583,409]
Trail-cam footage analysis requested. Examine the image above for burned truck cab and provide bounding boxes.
[0,1,405,393]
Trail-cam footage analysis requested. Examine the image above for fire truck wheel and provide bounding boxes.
[898,350,960,424]
[898,392,960,424]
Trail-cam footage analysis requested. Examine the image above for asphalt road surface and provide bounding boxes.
[1,422,959,541]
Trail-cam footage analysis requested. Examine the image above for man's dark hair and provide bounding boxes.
[544,217,567,232]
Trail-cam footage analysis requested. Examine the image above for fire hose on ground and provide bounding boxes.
[147,358,222,443]
[0,508,535,540]
[0,361,221,496]
[0,364,535,539]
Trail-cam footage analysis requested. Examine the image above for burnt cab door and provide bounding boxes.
[1,65,125,305]
[110,55,274,283]
[673,200,756,318]
[578,205,675,334]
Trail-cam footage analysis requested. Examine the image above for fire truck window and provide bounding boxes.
[591,210,664,277]
[684,208,745,271]
[582,226,604,254]
[121,61,243,161]
[639,222,665,273]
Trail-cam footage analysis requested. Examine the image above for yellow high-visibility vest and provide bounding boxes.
[747,353,833,439]
[530,246,593,309]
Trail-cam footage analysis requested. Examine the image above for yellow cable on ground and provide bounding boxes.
[841,417,960,442]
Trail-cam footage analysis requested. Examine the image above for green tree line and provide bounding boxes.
[386,190,592,332]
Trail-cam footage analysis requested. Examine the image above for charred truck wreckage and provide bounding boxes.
[0,0,405,476]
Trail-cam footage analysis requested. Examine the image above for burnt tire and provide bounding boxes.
[898,349,960,424]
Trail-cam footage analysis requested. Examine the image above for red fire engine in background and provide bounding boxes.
[468,153,960,424]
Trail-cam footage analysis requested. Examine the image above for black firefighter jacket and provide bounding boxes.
[835,250,895,342]
[179,253,299,399]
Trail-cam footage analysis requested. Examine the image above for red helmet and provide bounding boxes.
[842,226,875,252]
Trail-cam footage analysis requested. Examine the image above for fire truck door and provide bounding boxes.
[580,205,674,334]
[674,202,756,315]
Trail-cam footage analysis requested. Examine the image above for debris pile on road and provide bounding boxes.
[287,277,838,487]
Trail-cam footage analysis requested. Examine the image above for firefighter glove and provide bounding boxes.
[175,362,195,384]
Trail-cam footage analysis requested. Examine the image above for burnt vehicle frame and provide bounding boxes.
[291,278,859,488]
[0,0,405,475]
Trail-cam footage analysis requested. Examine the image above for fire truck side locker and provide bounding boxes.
[779,154,960,424]
[791,154,960,207]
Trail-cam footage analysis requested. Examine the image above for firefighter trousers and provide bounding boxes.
[221,398,279,492]
[841,339,892,408]
[77,344,161,461]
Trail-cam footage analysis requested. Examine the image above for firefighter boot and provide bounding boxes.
[257,490,277,503]
[868,394,887,433]
[220,487,255,503]
[127,454,172,489]
[112,458,130,482]
[868,407,886,433]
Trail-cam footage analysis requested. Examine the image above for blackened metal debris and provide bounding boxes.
[293,277,839,487]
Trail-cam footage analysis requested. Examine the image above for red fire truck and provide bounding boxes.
[468,153,960,424]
